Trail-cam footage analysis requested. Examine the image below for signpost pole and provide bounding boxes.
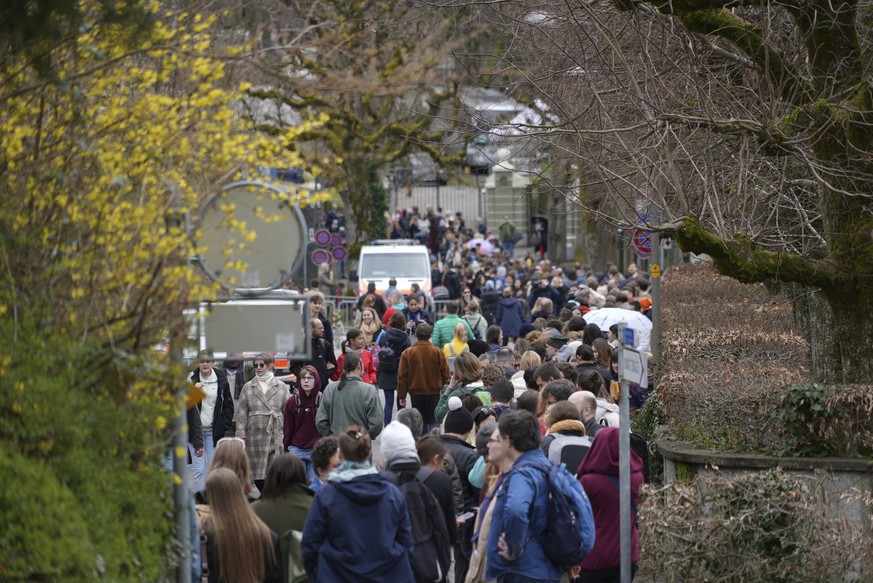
[619,376,632,583]
[651,231,661,385]
[617,323,634,583]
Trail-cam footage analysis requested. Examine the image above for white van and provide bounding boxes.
[357,241,431,297]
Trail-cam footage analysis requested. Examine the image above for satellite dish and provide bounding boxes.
[195,180,306,291]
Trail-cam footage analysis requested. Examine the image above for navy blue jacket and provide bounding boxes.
[302,474,415,582]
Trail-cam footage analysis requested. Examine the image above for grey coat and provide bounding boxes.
[316,375,384,440]
[235,376,288,480]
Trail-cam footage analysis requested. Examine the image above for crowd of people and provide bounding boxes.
[182,244,655,581]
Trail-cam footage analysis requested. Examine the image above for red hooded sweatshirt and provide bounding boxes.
[575,427,644,570]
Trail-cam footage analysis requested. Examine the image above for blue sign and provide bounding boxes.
[621,326,636,347]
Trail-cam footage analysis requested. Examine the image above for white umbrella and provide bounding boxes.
[585,308,652,351]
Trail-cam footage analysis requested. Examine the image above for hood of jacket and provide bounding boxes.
[331,473,396,506]
[597,398,619,413]
[576,426,643,477]
[498,297,518,308]
[382,327,409,347]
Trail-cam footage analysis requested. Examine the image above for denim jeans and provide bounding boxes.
[501,241,515,257]
[288,445,317,485]
[383,388,395,425]
[190,429,215,492]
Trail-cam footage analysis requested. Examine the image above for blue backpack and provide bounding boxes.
[531,462,596,567]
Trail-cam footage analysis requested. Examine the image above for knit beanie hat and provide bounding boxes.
[444,397,475,435]
[380,421,418,464]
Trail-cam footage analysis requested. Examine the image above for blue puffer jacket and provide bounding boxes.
[302,473,414,582]
[485,449,563,582]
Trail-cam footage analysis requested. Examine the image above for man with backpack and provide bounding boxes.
[487,410,596,583]
[376,312,412,424]
[380,421,456,583]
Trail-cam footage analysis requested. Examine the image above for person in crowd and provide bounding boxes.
[516,390,540,416]
[444,321,471,364]
[487,410,595,583]
[582,323,605,347]
[436,351,492,423]
[576,427,644,582]
[432,300,475,348]
[302,426,415,582]
[185,404,205,491]
[487,380,515,421]
[403,293,434,335]
[201,468,283,583]
[381,421,458,558]
[356,281,388,319]
[576,344,612,395]
[222,352,253,412]
[569,388,603,439]
[317,261,335,296]
[463,298,489,342]
[528,277,560,316]
[358,307,382,347]
[465,422,513,583]
[480,280,503,324]
[282,365,322,485]
[498,215,518,257]
[486,324,504,354]
[199,437,260,503]
[397,323,451,433]
[251,453,314,579]
[511,351,541,396]
[541,400,591,471]
[496,287,525,346]
[376,311,412,424]
[317,353,384,441]
[188,354,227,463]
[309,436,341,493]
[332,328,377,385]
[592,338,613,372]
[236,354,287,492]
[381,292,406,326]
[294,318,337,391]
[440,397,481,581]
[307,290,333,347]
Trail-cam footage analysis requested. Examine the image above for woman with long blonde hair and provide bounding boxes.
[207,438,259,501]
[202,468,283,583]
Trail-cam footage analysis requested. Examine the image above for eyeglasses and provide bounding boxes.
[300,376,315,381]
[216,437,245,447]
[254,363,268,369]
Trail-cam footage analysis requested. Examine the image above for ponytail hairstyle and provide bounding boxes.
[342,328,363,354]
[338,425,371,462]
[338,352,362,391]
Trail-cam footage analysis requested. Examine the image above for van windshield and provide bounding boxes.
[361,254,429,279]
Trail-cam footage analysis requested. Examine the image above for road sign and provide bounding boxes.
[312,249,331,265]
[630,228,652,258]
[332,246,347,261]
[651,264,661,278]
[329,234,342,248]
[620,324,636,348]
[315,229,331,246]
[619,346,648,388]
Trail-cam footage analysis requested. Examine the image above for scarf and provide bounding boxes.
[548,419,587,435]
[328,460,377,482]
[256,371,274,394]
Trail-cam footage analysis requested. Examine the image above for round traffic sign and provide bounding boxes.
[631,228,652,258]
[329,234,343,248]
[312,249,331,265]
[315,229,331,246]
[332,247,347,262]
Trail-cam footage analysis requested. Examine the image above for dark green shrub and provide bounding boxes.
[775,383,873,457]
[631,389,666,484]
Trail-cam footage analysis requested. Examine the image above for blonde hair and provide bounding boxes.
[204,468,276,583]
[210,440,255,494]
[466,298,480,312]
[453,351,483,385]
[519,350,542,371]
[453,322,468,342]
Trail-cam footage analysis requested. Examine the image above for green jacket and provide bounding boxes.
[435,384,493,424]
[432,314,474,348]
[316,376,384,440]
[251,485,314,579]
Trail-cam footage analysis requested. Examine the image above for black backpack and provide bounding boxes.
[387,467,451,583]
[377,341,398,372]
